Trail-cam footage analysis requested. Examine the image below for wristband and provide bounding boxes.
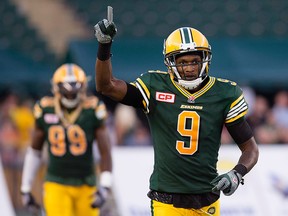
[233,164,248,177]
[97,42,112,61]
[100,171,112,188]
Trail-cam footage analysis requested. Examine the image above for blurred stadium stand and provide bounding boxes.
[0,0,56,64]
[0,0,288,94]
[67,0,288,38]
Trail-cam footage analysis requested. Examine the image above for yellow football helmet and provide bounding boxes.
[163,27,212,90]
[52,63,87,108]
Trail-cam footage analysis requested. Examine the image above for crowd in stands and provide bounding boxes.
[221,87,288,145]
[1,86,288,163]
[0,88,35,166]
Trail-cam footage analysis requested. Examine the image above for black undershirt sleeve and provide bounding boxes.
[119,82,144,108]
[226,119,253,145]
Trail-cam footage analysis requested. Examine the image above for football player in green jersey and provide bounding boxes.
[94,13,259,216]
[20,63,112,216]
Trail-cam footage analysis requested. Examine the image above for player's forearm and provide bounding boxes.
[95,61,127,101]
[21,147,42,193]
[95,59,113,92]
[96,125,113,172]
[95,42,113,91]
[96,57,128,102]
[237,137,259,174]
[98,150,112,189]
[100,153,112,173]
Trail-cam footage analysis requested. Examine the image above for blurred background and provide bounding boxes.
[0,0,288,215]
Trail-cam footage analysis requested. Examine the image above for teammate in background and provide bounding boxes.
[94,8,259,216]
[20,63,112,216]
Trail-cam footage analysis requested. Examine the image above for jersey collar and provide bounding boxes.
[170,75,216,102]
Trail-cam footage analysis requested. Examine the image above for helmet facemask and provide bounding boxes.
[165,50,212,90]
[57,82,85,109]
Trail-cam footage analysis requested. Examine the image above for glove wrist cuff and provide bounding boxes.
[233,164,248,177]
[97,42,112,61]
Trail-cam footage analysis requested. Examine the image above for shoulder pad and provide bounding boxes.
[39,96,55,108]
[215,77,237,86]
[83,96,99,109]
[33,103,43,119]
[148,70,168,74]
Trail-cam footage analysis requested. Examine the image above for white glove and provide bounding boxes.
[94,19,117,44]
[91,187,110,208]
[211,170,243,196]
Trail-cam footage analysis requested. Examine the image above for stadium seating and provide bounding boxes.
[67,0,288,38]
[0,0,287,90]
[0,0,56,65]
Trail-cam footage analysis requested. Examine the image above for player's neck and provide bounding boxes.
[61,104,77,113]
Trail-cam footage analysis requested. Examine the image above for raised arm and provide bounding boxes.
[95,44,127,101]
[94,7,127,101]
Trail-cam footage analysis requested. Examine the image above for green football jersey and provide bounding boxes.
[33,96,107,186]
[134,71,248,194]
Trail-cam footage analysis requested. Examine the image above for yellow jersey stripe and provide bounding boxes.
[227,99,247,119]
[192,77,216,98]
[170,76,216,100]
[135,82,150,113]
[129,82,136,87]
[136,78,150,99]
[230,94,244,108]
[225,110,248,123]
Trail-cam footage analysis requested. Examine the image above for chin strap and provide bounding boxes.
[178,77,203,90]
[169,60,208,90]
[61,97,80,108]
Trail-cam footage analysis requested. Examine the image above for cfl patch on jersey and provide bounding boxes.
[44,113,59,124]
[156,92,175,103]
